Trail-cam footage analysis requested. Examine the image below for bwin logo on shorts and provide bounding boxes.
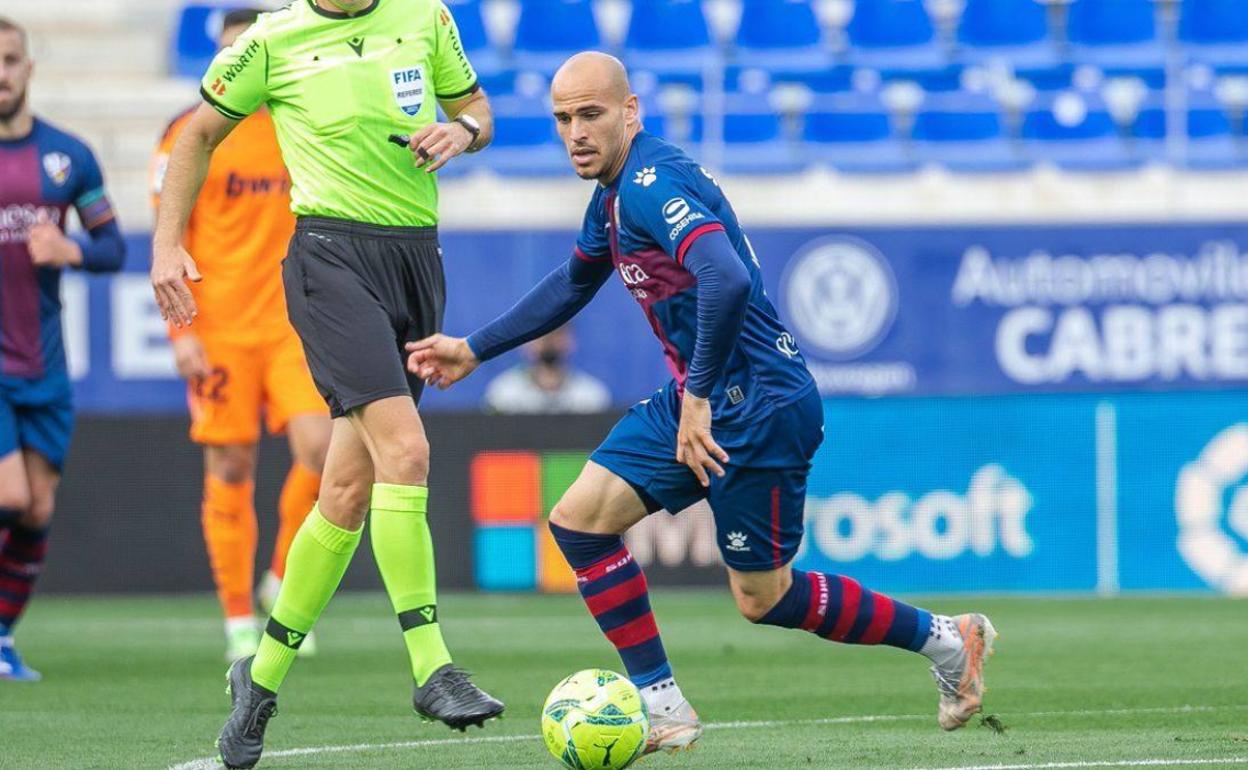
[1176,424,1248,594]
[725,531,750,552]
[780,236,898,360]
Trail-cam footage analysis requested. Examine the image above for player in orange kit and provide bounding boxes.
[152,8,331,661]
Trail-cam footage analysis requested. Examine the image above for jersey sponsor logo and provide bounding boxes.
[619,262,651,299]
[0,204,62,245]
[391,66,426,117]
[662,197,691,224]
[225,172,291,198]
[42,152,72,187]
[1175,424,1248,592]
[781,236,898,360]
[634,167,657,187]
[347,35,365,57]
[217,39,262,94]
[725,531,750,552]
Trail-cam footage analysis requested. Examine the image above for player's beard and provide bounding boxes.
[0,87,27,124]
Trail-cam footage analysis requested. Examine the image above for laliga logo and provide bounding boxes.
[1175,425,1248,595]
[780,236,898,360]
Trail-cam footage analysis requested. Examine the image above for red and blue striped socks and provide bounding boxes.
[549,522,673,688]
[757,569,932,651]
[0,523,49,633]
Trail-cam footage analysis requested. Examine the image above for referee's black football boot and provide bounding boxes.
[412,664,505,731]
[217,656,278,770]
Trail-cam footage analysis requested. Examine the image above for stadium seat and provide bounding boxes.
[725,65,854,95]
[1022,91,1137,170]
[717,94,805,174]
[734,0,829,73]
[912,92,1030,172]
[1179,0,1248,70]
[475,102,568,176]
[957,0,1060,70]
[512,0,601,74]
[802,93,918,172]
[624,0,713,77]
[845,0,946,73]
[1066,0,1164,70]
[1131,96,1245,169]
[445,0,502,75]
[172,3,239,79]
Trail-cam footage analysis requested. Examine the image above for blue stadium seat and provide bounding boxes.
[802,93,918,172]
[1066,0,1163,70]
[718,94,805,174]
[1022,92,1137,170]
[173,3,240,79]
[445,0,502,75]
[476,99,568,176]
[957,0,1059,69]
[645,114,705,144]
[513,0,601,74]
[846,0,945,73]
[1180,0,1248,69]
[1132,102,1245,169]
[912,92,1029,172]
[734,0,829,72]
[725,65,854,94]
[624,0,712,76]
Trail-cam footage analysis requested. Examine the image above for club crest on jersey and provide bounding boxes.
[42,152,71,187]
[391,67,426,117]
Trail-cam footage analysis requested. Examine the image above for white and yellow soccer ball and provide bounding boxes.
[541,669,650,770]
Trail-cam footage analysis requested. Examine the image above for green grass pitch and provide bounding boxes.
[2,592,1245,769]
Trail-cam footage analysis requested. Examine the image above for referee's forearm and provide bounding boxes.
[451,90,493,152]
[153,132,211,249]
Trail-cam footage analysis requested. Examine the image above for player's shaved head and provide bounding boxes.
[552,52,631,104]
[551,52,640,183]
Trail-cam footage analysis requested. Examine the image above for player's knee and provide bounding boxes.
[318,476,371,528]
[207,445,256,485]
[549,498,597,533]
[734,591,778,623]
[0,488,31,515]
[20,493,54,529]
[375,433,430,484]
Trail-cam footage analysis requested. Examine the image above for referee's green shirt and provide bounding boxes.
[201,0,479,227]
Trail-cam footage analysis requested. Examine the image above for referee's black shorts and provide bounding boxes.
[282,216,445,418]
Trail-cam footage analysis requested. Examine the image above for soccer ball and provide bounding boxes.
[541,669,650,770]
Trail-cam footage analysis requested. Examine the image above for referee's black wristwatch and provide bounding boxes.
[454,115,482,152]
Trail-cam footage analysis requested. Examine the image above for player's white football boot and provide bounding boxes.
[930,613,997,730]
[257,571,317,657]
[644,698,702,754]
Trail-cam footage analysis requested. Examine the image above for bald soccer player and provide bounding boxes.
[409,53,998,753]
[150,1,502,767]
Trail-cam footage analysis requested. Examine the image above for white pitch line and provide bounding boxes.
[167,703,1248,770]
[908,760,1248,770]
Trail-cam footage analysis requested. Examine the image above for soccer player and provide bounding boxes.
[150,0,502,766]
[409,52,997,753]
[152,8,332,663]
[0,16,125,681]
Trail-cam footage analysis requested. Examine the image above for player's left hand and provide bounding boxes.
[676,391,729,488]
[407,121,473,174]
[27,210,82,268]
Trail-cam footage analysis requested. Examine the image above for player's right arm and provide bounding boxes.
[407,197,614,388]
[152,20,268,327]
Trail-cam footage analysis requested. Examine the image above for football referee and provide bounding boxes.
[150,1,501,767]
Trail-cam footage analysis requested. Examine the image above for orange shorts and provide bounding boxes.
[187,330,328,445]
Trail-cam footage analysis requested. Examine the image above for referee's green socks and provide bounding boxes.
[370,483,453,686]
[251,505,362,692]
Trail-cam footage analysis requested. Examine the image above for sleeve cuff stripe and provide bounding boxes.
[574,245,610,263]
[199,87,246,120]
[435,81,481,100]
[675,222,726,264]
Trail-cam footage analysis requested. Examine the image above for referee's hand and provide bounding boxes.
[676,391,729,488]
[151,242,201,328]
[406,334,480,389]
[406,121,474,174]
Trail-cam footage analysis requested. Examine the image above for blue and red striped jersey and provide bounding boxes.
[0,117,122,383]
[575,132,813,429]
